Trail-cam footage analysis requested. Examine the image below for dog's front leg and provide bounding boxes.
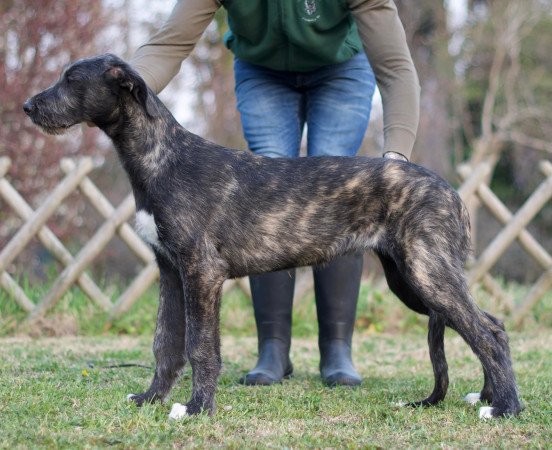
[128,255,187,407]
[169,263,225,418]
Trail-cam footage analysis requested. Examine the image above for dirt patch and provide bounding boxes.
[17,314,80,338]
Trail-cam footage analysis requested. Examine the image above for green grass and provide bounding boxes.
[1,276,552,446]
[2,273,551,338]
[1,272,424,337]
[0,332,551,448]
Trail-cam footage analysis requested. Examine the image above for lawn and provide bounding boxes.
[1,330,551,448]
[1,277,551,447]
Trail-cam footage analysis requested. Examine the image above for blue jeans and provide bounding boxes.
[234,52,376,383]
[234,52,376,158]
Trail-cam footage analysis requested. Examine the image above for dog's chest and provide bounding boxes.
[135,210,164,252]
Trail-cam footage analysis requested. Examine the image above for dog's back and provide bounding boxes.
[143,139,470,278]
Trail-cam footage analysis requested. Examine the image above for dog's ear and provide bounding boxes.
[104,65,160,118]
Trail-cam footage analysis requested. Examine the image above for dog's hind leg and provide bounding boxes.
[445,298,520,418]
[463,311,505,406]
[405,255,522,418]
[128,254,187,407]
[377,252,429,316]
[377,252,448,407]
[409,311,449,407]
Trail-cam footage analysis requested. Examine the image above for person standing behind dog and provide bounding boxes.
[131,0,419,387]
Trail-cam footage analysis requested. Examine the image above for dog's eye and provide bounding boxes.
[64,70,79,84]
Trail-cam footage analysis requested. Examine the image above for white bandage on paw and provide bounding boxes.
[479,406,495,419]
[169,403,188,420]
[463,393,481,405]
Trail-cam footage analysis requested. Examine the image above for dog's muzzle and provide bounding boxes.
[23,100,35,116]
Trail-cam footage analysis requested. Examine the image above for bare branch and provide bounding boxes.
[507,131,552,154]
[494,107,548,131]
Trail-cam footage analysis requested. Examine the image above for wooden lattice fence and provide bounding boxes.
[457,160,552,329]
[0,156,551,328]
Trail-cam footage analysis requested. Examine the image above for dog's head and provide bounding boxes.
[23,53,160,135]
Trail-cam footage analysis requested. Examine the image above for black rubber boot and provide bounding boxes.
[240,269,295,385]
[314,252,363,387]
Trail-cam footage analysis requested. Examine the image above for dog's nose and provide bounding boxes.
[23,101,34,115]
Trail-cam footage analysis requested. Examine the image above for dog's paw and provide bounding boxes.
[463,392,481,406]
[479,406,496,419]
[392,401,409,407]
[169,403,188,420]
[126,393,150,407]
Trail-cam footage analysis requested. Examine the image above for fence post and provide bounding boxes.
[0,157,10,178]
[0,157,94,276]
[28,193,136,322]
[467,167,552,286]
[512,267,552,330]
[106,260,159,323]
[60,159,155,264]
[511,161,552,328]
[457,162,491,201]
[0,158,35,311]
[0,165,112,311]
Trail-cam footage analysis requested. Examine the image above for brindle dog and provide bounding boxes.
[24,54,522,420]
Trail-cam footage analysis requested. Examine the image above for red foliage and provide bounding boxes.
[0,0,113,202]
[0,0,123,250]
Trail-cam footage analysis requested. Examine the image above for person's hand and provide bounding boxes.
[383,151,408,162]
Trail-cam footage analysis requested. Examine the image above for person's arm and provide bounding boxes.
[348,0,420,160]
[130,0,221,94]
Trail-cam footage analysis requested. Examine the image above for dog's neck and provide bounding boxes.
[101,94,183,184]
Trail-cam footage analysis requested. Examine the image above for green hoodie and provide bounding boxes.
[131,0,420,158]
[223,0,363,71]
